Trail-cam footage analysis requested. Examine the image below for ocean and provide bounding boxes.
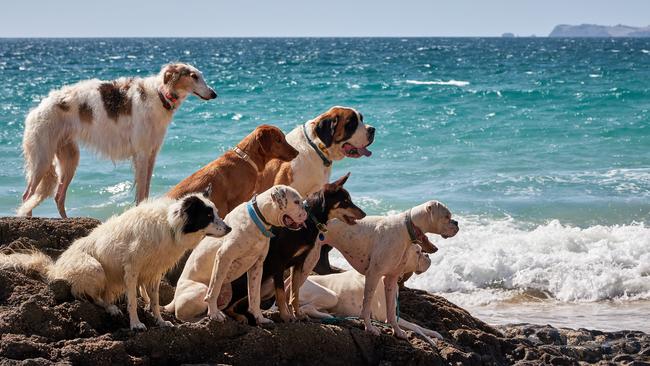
[1,38,648,331]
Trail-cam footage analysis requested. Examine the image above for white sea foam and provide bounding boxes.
[330,215,650,306]
[406,79,470,87]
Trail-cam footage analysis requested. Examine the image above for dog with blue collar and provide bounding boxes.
[164,184,307,324]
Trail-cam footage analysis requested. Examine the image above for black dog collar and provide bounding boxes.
[405,209,422,245]
[303,123,332,167]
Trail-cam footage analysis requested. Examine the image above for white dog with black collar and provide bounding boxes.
[300,200,459,339]
[298,244,443,341]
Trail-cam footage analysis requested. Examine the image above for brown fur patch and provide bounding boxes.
[98,79,133,121]
[164,64,193,92]
[137,82,147,101]
[56,100,70,112]
[78,102,93,124]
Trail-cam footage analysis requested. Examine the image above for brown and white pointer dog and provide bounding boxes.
[18,63,216,217]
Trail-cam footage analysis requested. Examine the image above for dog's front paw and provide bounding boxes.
[294,308,309,321]
[256,316,274,325]
[156,318,174,327]
[365,324,381,336]
[106,305,122,316]
[208,309,226,322]
[130,321,147,331]
[280,311,297,323]
[393,327,408,340]
[428,330,443,340]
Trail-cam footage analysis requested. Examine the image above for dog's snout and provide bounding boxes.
[224,225,232,234]
[208,89,217,99]
[451,219,458,227]
[367,126,375,142]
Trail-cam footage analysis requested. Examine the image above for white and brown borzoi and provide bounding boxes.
[18,63,217,217]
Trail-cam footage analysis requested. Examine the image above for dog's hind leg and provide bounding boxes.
[123,264,146,330]
[54,141,80,218]
[398,318,443,340]
[132,154,149,204]
[144,150,157,199]
[57,252,120,315]
[174,280,210,322]
[383,275,407,339]
[361,270,382,336]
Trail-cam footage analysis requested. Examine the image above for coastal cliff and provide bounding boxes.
[549,24,650,37]
[0,217,648,365]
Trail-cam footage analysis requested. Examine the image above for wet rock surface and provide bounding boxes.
[1,217,648,365]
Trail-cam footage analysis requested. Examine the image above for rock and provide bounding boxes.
[549,23,650,38]
[0,217,648,365]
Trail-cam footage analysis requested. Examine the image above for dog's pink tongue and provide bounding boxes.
[357,146,372,157]
[344,144,372,157]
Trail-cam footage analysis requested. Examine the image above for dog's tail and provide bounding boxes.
[0,248,54,279]
[17,164,58,216]
[17,105,60,216]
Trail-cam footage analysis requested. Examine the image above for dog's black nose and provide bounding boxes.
[367,126,375,142]
[451,219,458,227]
[209,89,218,99]
[224,225,232,234]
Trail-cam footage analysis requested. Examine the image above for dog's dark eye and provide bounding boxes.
[190,73,198,80]
[294,200,300,205]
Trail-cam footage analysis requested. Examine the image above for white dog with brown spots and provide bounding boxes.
[165,185,307,324]
[301,200,459,339]
[18,63,217,218]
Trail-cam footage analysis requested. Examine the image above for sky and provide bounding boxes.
[2,0,649,37]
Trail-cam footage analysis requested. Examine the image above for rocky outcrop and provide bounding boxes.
[549,24,650,38]
[0,217,648,365]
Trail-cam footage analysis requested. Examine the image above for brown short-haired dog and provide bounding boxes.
[164,125,298,286]
[168,125,298,217]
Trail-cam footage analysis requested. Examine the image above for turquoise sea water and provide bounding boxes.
[1,38,649,330]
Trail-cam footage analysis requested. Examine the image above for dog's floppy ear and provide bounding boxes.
[255,127,270,155]
[163,64,179,85]
[203,183,212,198]
[332,172,350,187]
[315,115,338,147]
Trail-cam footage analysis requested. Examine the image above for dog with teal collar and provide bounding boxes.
[223,173,366,324]
[164,185,307,324]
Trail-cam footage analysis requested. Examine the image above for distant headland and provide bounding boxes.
[549,24,650,37]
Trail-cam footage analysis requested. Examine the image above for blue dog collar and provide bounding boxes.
[247,198,273,238]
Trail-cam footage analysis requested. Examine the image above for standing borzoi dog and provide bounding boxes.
[18,63,217,218]
[2,188,231,330]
